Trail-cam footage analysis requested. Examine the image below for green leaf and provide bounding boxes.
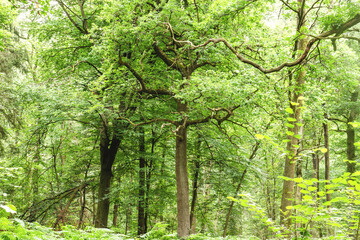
[320,148,328,153]
[294,134,301,139]
[317,191,326,196]
[303,195,312,201]
[286,131,294,136]
[294,177,303,183]
[287,117,297,122]
[298,183,307,188]
[285,108,294,114]
[255,134,264,140]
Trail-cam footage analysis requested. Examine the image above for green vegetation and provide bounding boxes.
[1,0,360,239]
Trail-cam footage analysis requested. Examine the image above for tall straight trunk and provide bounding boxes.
[323,113,331,202]
[96,168,112,228]
[113,201,119,227]
[144,130,156,232]
[280,0,307,228]
[346,90,358,173]
[190,136,201,234]
[78,162,90,229]
[175,101,190,238]
[312,153,320,190]
[138,126,146,235]
[95,121,121,228]
[190,161,199,234]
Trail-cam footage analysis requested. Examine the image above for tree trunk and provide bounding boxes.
[346,90,358,173]
[95,168,112,228]
[113,201,119,227]
[190,141,200,233]
[175,101,190,238]
[189,161,199,234]
[144,129,156,232]
[138,126,146,235]
[280,0,307,228]
[95,120,121,228]
[323,113,331,202]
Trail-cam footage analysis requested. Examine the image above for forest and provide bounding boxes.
[1,0,360,239]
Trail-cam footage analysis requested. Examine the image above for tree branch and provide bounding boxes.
[118,54,174,96]
[168,14,360,74]
[57,0,86,34]
[279,0,298,13]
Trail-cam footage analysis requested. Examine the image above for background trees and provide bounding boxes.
[1,0,360,239]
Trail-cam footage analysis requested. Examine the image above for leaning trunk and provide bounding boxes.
[175,101,190,238]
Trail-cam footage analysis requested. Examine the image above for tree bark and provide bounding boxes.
[280,0,307,228]
[175,100,190,238]
[190,136,201,234]
[138,126,146,235]
[346,90,358,173]
[323,113,331,202]
[95,120,122,228]
[113,201,119,227]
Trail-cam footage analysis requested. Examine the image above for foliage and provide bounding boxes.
[1,0,360,239]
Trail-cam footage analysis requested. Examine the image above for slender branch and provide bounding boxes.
[279,0,298,13]
[303,0,323,20]
[57,0,86,34]
[191,60,216,72]
[328,117,346,123]
[118,54,174,96]
[78,0,89,33]
[73,60,102,75]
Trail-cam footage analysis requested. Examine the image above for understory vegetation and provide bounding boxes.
[1,0,360,239]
